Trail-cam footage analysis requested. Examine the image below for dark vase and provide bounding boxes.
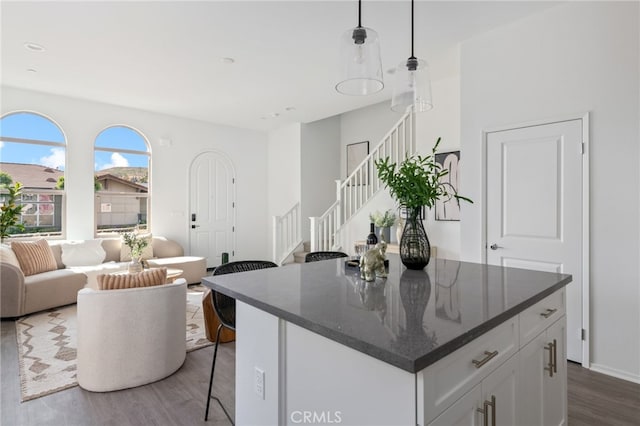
[399,207,431,270]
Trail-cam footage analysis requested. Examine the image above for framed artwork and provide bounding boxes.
[346,141,369,185]
[435,150,461,221]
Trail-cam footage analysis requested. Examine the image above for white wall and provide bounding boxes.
[300,116,341,241]
[1,86,270,260]
[417,74,463,260]
[267,123,302,257]
[340,101,404,181]
[460,2,640,381]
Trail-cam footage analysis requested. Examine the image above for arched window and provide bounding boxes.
[94,126,150,235]
[0,112,66,238]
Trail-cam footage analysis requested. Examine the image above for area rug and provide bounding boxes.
[15,285,212,402]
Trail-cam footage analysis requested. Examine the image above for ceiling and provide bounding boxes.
[1,1,560,132]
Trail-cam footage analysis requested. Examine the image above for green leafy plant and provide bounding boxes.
[121,230,149,260]
[375,137,473,210]
[0,181,25,240]
[56,175,102,191]
[369,209,396,227]
[0,172,13,186]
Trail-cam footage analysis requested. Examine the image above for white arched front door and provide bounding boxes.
[189,151,235,268]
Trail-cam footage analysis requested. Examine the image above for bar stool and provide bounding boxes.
[204,260,278,423]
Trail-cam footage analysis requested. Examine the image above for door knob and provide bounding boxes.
[490,244,501,250]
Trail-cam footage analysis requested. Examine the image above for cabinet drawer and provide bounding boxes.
[519,289,565,347]
[417,317,518,425]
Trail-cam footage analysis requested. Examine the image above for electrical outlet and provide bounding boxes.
[254,367,265,399]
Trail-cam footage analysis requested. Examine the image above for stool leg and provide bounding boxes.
[204,324,235,424]
[204,323,223,421]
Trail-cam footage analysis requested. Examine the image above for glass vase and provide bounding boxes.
[399,207,431,270]
[128,257,143,274]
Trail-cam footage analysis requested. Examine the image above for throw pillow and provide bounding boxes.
[60,240,107,267]
[120,233,154,261]
[11,239,58,276]
[96,267,168,290]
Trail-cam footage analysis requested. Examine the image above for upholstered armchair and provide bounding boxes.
[76,278,187,392]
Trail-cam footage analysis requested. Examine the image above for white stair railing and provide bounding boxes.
[309,199,340,252]
[272,202,302,265]
[310,112,415,252]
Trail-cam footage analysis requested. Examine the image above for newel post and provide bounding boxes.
[309,217,318,252]
[272,215,280,264]
[335,180,342,229]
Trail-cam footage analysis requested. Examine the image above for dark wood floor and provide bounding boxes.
[567,360,640,425]
[2,319,639,425]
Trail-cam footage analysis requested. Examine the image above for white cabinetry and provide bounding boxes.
[518,289,567,426]
[418,318,518,424]
[519,317,567,426]
[235,288,567,426]
[423,289,566,426]
[429,354,519,426]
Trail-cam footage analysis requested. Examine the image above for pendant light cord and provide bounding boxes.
[358,0,362,28]
[410,0,415,59]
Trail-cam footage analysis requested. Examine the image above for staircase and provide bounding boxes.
[272,202,303,265]
[271,111,416,264]
[292,241,311,264]
[309,111,415,252]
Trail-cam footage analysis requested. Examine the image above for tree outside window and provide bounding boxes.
[0,112,65,238]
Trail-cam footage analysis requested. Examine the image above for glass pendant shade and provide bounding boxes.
[336,26,384,95]
[391,57,433,113]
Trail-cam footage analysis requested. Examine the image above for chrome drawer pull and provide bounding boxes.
[472,350,499,368]
[540,308,558,318]
[476,395,496,426]
[544,339,557,377]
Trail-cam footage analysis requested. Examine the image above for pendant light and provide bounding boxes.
[336,0,384,96]
[391,0,433,112]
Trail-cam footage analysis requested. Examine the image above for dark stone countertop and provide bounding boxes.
[202,255,571,373]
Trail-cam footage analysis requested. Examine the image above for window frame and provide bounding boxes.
[0,111,67,240]
[93,125,151,237]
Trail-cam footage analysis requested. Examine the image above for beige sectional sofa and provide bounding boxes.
[0,236,206,318]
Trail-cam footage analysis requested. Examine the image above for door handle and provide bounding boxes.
[191,225,200,229]
[477,395,496,426]
[490,244,502,250]
[544,339,557,377]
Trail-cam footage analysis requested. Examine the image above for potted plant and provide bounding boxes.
[0,181,25,243]
[121,230,149,273]
[375,137,472,269]
[369,209,396,243]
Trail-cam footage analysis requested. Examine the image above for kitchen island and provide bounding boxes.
[202,255,571,426]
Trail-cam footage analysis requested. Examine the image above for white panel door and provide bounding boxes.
[486,119,583,362]
[189,151,235,268]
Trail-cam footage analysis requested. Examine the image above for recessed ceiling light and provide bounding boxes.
[260,112,281,120]
[24,42,45,52]
[285,107,296,112]
[26,68,37,73]
[221,57,235,64]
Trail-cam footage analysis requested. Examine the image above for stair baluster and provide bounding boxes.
[272,202,302,265]
[309,112,415,252]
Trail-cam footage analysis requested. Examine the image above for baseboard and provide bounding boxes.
[589,363,640,384]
